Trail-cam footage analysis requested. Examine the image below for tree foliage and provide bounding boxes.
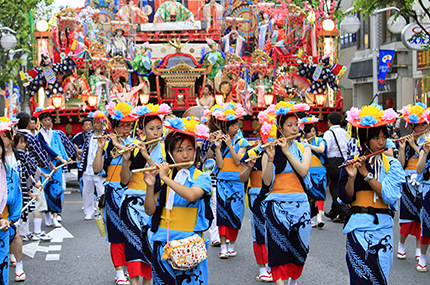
[352,0,430,37]
[0,0,54,107]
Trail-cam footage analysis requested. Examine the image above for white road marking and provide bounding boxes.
[45,254,60,261]
[48,245,62,251]
[22,241,49,258]
[48,226,74,243]
[64,191,71,195]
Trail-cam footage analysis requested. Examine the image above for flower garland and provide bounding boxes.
[164,117,209,139]
[402,102,428,124]
[205,102,245,121]
[346,104,398,128]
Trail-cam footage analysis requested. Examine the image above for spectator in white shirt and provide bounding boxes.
[323,112,349,222]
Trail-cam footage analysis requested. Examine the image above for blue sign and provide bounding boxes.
[378,50,395,88]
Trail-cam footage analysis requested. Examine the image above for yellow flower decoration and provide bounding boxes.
[269,125,277,138]
[147,103,159,113]
[210,104,223,113]
[115,102,133,116]
[184,117,199,131]
[276,101,294,110]
[0,117,9,122]
[224,109,236,116]
[409,105,425,116]
[359,105,383,119]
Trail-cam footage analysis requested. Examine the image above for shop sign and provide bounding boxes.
[401,23,430,50]
[417,50,430,70]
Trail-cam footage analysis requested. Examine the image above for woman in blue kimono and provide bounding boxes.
[261,102,312,285]
[301,116,328,227]
[144,117,212,285]
[119,104,170,285]
[35,108,77,228]
[93,102,137,285]
[338,105,404,285]
[415,137,430,272]
[208,103,249,258]
[397,103,428,261]
[0,134,22,285]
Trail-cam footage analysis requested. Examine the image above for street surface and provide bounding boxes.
[10,171,429,284]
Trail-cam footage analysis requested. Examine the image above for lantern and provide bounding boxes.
[51,95,63,109]
[139,93,150,105]
[264,93,274,106]
[36,20,49,32]
[322,19,335,32]
[315,94,326,107]
[88,94,98,108]
[215,94,224,105]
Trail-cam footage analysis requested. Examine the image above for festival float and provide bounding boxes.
[24,0,345,137]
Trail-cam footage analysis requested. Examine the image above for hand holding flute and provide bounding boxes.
[260,134,301,149]
[93,133,129,139]
[338,148,386,169]
[393,130,427,142]
[132,161,194,173]
[118,137,162,154]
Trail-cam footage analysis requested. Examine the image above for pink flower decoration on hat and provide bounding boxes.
[159,103,171,113]
[346,107,360,122]
[294,103,310,112]
[258,111,268,122]
[213,110,224,118]
[382,108,399,121]
[204,109,211,116]
[195,124,209,137]
[260,121,272,136]
[266,104,276,115]
[107,102,116,112]
[402,106,410,116]
[236,107,245,117]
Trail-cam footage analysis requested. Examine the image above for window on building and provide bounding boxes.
[382,10,402,44]
[340,28,357,49]
[356,12,370,50]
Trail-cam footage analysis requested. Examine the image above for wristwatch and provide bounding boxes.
[364,172,374,182]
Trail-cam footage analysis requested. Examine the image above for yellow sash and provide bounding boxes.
[271,172,304,194]
[351,190,389,209]
[128,172,147,191]
[106,165,122,182]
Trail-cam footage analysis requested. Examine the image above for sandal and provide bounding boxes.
[219,252,229,259]
[115,277,130,285]
[256,273,273,282]
[397,252,406,259]
[227,250,237,257]
[317,220,325,228]
[15,272,26,282]
[417,264,427,272]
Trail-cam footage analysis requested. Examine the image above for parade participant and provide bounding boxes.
[119,103,170,285]
[397,103,428,261]
[207,102,249,258]
[34,106,77,228]
[261,101,312,285]
[72,117,93,197]
[300,116,328,227]
[338,104,404,284]
[15,112,53,241]
[0,121,23,283]
[239,108,275,282]
[93,102,137,285]
[323,112,349,222]
[144,117,212,284]
[415,129,430,272]
[29,117,37,136]
[80,112,108,220]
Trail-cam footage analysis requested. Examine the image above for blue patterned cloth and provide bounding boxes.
[262,143,312,271]
[307,137,328,201]
[17,129,50,169]
[338,154,404,284]
[416,152,430,238]
[0,165,22,285]
[216,134,249,230]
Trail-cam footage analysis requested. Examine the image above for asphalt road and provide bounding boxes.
[10,172,430,284]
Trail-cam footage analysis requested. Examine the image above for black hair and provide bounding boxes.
[276,113,297,138]
[39,112,52,121]
[16,112,31,129]
[164,131,197,166]
[3,130,13,141]
[139,115,162,131]
[82,118,94,126]
[357,126,388,152]
[0,136,7,173]
[303,123,318,135]
[109,118,120,129]
[219,119,238,134]
[411,122,426,130]
[207,117,219,133]
[204,85,213,94]
[328,112,342,125]
[350,126,357,139]
[13,132,27,148]
[30,117,37,123]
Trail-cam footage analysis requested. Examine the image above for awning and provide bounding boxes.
[348,59,373,79]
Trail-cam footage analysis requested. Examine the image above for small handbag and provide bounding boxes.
[161,204,207,271]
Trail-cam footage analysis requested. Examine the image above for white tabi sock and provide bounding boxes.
[416,248,421,258]
[398,242,405,253]
[34,218,42,234]
[45,212,52,225]
[9,254,16,263]
[265,264,271,273]
[419,254,427,266]
[220,244,228,254]
[116,270,125,280]
[228,243,235,252]
[288,278,298,285]
[15,261,23,275]
[259,267,268,276]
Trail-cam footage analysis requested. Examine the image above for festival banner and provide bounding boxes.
[378,50,395,88]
